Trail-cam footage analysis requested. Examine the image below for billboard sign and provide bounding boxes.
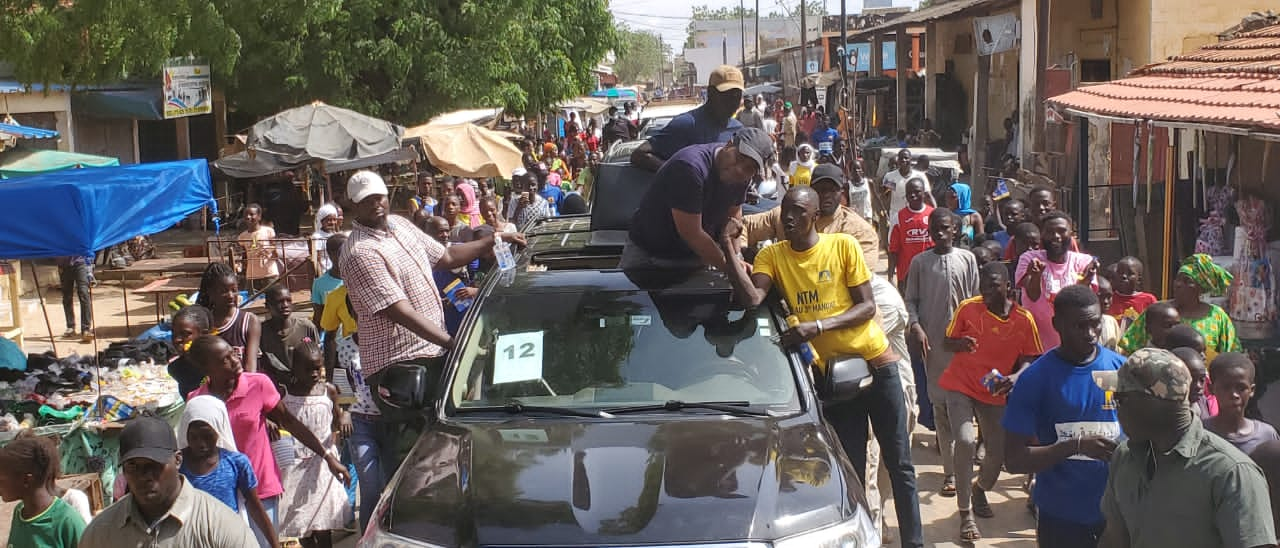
[163,62,212,119]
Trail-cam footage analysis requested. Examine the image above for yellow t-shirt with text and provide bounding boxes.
[753,233,889,368]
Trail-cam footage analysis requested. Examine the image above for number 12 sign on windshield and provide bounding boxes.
[494,331,545,385]
[163,62,212,119]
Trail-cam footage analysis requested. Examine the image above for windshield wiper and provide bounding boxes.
[605,400,770,417]
[456,401,615,418]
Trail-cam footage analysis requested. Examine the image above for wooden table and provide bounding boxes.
[133,277,203,324]
[102,258,209,337]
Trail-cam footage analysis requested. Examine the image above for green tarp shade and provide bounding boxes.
[71,88,165,121]
[0,149,120,178]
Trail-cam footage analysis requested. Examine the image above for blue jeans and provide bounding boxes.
[348,413,396,532]
[825,363,923,548]
[1037,513,1104,548]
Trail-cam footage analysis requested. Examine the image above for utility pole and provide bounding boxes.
[740,0,746,66]
[800,0,808,76]
[657,33,665,91]
[755,0,761,74]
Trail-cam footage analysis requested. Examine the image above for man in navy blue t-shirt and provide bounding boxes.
[632,65,745,171]
[623,128,773,270]
[1002,284,1123,548]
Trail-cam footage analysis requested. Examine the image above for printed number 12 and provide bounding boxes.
[503,343,535,360]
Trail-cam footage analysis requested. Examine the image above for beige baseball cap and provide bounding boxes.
[708,65,745,92]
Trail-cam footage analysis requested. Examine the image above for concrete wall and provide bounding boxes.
[1149,0,1277,62]
[1,92,73,151]
[932,7,1020,143]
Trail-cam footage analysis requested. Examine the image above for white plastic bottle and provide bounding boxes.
[494,236,516,271]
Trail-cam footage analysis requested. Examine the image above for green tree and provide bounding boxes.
[0,0,241,87]
[613,25,669,85]
[0,0,617,124]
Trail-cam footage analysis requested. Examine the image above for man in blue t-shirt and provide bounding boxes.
[811,116,841,160]
[1002,284,1123,548]
[623,128,773,270]
[631,65,745,171]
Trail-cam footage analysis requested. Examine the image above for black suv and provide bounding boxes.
[358,164,879,548]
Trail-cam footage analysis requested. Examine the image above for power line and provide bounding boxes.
[610,10,695,20]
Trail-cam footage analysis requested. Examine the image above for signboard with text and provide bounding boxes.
[163,63,212,119]
[845,42,897,72]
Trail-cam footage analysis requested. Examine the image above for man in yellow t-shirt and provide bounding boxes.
[719,185,924,547]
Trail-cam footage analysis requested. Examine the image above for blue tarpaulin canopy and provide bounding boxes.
[0,149,120,178]
[0,160,214,259]
[0,123,59,140]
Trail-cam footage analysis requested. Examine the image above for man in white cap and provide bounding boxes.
[340,170,526,420]
[623,127,773,270]
[632,65,746,171]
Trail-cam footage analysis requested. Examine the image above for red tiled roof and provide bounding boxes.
[1048,22,1280,131]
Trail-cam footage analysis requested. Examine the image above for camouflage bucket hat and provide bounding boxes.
[1118,347,1192,401]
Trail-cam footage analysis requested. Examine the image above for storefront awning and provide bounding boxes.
[850,0,1017,39]
[0,123,58,140]
[71,88,165,120]
[1048,23,1280,133]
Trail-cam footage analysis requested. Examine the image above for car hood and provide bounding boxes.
[384,414,864,547]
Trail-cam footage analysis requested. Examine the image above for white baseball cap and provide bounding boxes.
[347,171,388,203]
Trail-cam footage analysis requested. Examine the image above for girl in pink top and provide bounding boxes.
[187,335,349,544]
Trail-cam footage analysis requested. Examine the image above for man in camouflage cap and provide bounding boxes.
[1100,347,1277,548]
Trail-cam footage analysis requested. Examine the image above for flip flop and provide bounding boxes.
[971,484,994,518]
[940,475,957,497]
[960,513,982,543]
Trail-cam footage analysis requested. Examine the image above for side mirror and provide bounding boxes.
[377,363,434,411]
[816,356,874,405]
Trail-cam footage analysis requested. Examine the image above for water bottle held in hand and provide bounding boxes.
[981,369,1005,394]
[494,237,516,271]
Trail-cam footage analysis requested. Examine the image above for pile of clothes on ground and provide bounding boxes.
[0,339,179,430]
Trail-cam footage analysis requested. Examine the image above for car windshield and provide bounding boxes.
[449,290,800,413]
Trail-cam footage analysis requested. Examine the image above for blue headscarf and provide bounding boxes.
[950,182,977,216]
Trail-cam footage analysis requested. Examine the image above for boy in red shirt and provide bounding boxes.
[888,178,934,286]
[1107,256,1157,326]
[939,261,1044,542]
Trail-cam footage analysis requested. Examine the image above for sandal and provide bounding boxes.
[940,474,957,497]
[960,512,982,543]
[971,484,994,518]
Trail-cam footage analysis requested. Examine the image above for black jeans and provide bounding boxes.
[825,363,924,548]
[1037,514,1104,548]
[59,264,92,332]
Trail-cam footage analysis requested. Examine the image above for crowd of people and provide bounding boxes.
[7,62,1280,548]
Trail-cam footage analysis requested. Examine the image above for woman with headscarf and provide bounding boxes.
[945,182,984,247]
[788,144,816,187]
[311,203,343,271]
[1119,253,1241,362]
[454,181,483,229]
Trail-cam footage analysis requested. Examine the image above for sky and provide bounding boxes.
[609,0,922,53]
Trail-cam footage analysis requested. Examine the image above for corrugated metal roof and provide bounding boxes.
[0,123,58,139]
[1048,22,1280,131]
[851,0,1018,38]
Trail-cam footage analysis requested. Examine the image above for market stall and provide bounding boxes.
[0,159,214,506]
[1047,20,1280,419]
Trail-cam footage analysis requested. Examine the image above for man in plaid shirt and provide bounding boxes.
[339,170,524,469]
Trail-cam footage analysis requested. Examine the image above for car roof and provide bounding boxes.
[489,267,734,297]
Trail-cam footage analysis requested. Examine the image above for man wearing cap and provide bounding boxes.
[736,96,765,131]
[80,416,256,547]
[623,128,773,270]
[631,65,746,171]
[1100,348,1277,548]
[782,101,799,148]
[340,170,525,418]
[739,163,879,261]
